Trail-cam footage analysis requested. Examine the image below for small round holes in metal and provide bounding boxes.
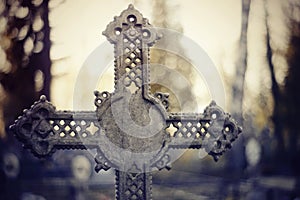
[130,52,136,58]
[142,30,151,39]
[125,67,131,73]
[191,127,197,133]
[224,124,233,133]
[65,126,71,132]
[130,71,136,77]
[97,99,102,104]
[59,120,65,126]
[76,126,81,132]
[54,125,59,131]
[131,62,136,68]
[102,92,108,98]
[70,131,76,137]
[125,48,130,53]
[127,15,137,23]
[125,58,131,64]
[115,27,122,36]
[129,43,135,48]
[212,113,217,119]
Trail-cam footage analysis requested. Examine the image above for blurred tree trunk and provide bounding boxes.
[0,0,51,138]
[285,19,300,173]
[265,10,285,157]
[229,0,251,174]
[265,1,300,173]
[231,0,251,121]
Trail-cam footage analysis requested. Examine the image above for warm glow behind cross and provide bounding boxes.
[10,5,241,200]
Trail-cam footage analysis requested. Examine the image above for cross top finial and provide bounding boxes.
[103,4,161,46]
[102,4,162,92]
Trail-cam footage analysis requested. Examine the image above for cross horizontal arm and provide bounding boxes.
[9,96,102,158]
[165,101,242,161]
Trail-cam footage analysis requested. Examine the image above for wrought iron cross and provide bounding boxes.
[10,5,241,200]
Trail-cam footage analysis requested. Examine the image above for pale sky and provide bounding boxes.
[49,0,287,112]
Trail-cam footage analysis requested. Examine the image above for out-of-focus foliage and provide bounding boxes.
[150,0,198,113]
[0,0,51,138]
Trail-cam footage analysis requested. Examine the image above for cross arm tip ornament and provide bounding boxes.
[167,100,242,162]
[204,101,242,161]
[9,95,100,158]
[9,95,57,158]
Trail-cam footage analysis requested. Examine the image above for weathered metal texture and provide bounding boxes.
[9,4,242,200]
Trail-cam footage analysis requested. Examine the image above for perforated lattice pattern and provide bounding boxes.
[49,118,100,139]
[122,33,143,89]
[116,171,151,200]
[167,121,210,139]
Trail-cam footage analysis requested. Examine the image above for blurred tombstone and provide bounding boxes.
[3,152,20,179]
[71,155,92,182]
[245,137,261,167]
[70,155,92,200]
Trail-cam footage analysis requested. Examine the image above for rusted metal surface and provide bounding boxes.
[10,4,242,200]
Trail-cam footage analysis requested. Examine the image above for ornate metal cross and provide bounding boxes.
[10,5,241,200]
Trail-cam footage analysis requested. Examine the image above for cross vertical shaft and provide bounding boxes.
[101,7,164,199]
[116,171,152,200]
[103,4,160,94]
